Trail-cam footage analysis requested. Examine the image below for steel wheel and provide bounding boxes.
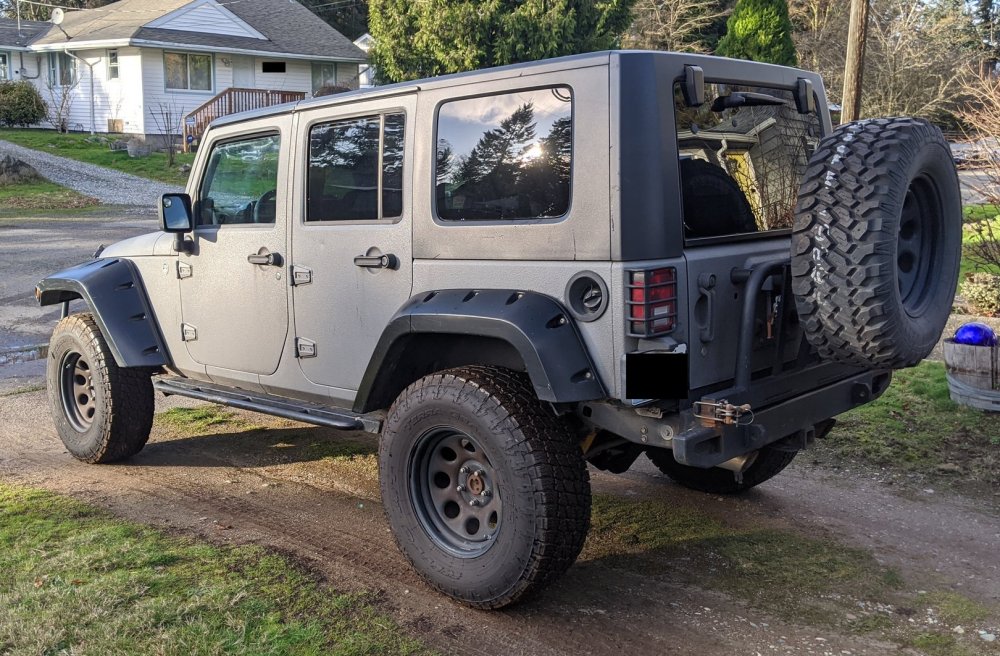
[409,427,502,558]
[59,350,96,432]
[896,174,941,317]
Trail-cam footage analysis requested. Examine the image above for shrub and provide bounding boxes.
[0,81,47,128]
[960,272,1000,317]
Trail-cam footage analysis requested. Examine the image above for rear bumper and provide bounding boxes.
[672,367,892,467]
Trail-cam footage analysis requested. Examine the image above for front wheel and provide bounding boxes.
[47,313,154,463]
[380,366,591,609]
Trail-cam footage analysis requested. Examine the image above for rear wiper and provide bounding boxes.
[711,92,787,112]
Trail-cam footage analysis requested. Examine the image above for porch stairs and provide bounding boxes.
[182,87,307,151]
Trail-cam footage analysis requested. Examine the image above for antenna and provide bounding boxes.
[50,7,65,24]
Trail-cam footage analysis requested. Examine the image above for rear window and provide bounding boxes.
[436,86,573,222]
[675,82,821,240]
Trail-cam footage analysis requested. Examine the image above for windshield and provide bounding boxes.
[674,82,821,240]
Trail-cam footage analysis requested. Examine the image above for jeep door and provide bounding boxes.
[177,116,292,384]
[289,94,415,398]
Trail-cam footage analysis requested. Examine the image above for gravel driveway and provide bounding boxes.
[0,139,184,206]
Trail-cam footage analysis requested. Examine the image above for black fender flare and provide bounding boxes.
[354,289,606,413]
[36,258,169,368]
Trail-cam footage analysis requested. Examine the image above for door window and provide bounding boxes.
[198,133,281,226]
[306,112,406,221]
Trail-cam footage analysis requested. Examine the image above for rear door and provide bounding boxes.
[674,79,821,391]
[289,94,415,397]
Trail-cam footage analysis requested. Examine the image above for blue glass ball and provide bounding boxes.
[954,322,998,347]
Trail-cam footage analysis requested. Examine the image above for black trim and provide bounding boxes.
[155,377,380,433]
[354,289,606,413]
[36,258,169,369]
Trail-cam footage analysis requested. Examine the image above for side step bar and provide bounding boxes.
[154,377,382,434]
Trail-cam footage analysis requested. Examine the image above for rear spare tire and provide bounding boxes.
[791,118,961,368]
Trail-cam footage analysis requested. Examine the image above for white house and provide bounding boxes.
[0,0,367,137]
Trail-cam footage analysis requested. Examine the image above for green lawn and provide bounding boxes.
[961,204,1000,280]
[0,129,194,186]
[0,179,98,211]
[0,484,427,655]
[823,361,1000,488]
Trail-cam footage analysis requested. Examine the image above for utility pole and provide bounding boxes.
[841,0,869,123]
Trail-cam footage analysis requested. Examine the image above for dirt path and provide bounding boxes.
[2,386,998,655]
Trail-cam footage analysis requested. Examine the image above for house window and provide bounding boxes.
[261,61,285,73]
[107,49,119,80]
[435,86,573,222]
[0,52,9,80]
[306,112,406,222]
[164,51,212,92]
[311,62,338,93]
[48,52,76,87]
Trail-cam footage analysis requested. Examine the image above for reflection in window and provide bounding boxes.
[674,82,819,238]
[198,134,280,226]
[307,113,406,221]
[436,87,572,222]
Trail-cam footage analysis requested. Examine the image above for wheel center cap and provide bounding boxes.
[467,472,485,495]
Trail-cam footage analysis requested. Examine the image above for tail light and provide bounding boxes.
[626,267,677,337]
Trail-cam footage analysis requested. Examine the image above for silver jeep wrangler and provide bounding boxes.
[37,50,962,609]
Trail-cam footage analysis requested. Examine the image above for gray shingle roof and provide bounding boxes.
[0,19,49,49]
[23,0,365,61]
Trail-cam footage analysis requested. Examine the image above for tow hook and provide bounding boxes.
[693,399,753,426]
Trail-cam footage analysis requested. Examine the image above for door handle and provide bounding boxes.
[354,253,399,270]
[697,272,716,343]
[248,251,282,266]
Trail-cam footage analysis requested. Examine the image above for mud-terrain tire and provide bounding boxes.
[681,158,758,237]
[47,313,154,463]
[646,446,796,495]
[379,366,591,609]
[791,118,962,368]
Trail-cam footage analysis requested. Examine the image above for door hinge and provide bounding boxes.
[177,261,193,279]
[295,337,317,358]
[290,265,312,286]
[181,323,198,342]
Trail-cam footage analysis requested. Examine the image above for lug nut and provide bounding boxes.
[469,499,480,507]
[459,466,469,474]
[456,484,466,492]
[481,489,491,497]
[476,469,486,477]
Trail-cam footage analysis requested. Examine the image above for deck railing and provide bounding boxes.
[182,88,306,151]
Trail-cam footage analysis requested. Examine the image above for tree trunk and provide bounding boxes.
[841,0,869,123]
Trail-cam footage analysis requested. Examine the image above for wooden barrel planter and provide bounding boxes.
[943,339,1000,412]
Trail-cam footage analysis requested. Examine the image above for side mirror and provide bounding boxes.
[159,193,193,253]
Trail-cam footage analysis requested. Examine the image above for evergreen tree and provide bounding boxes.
[368,0,636,83]
[716,0,797,66]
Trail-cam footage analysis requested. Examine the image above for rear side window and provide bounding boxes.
[436,86,572,222]
[307,112,405,222]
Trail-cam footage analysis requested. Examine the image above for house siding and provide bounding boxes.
[141,47,227,134]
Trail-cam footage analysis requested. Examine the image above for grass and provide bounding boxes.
[0,484,427,656]
[961,205,1000,281]
[0,384,45,397]
[821,361,1000,487]
[0,128,193,186]
[157,406,240,432]
[0,179,97,211]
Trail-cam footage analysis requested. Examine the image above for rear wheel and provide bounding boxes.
[646,446,796,494]
[47,313,154,463]
[380,366,591,609]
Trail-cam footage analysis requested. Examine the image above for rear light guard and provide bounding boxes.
[626,266,678,337]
